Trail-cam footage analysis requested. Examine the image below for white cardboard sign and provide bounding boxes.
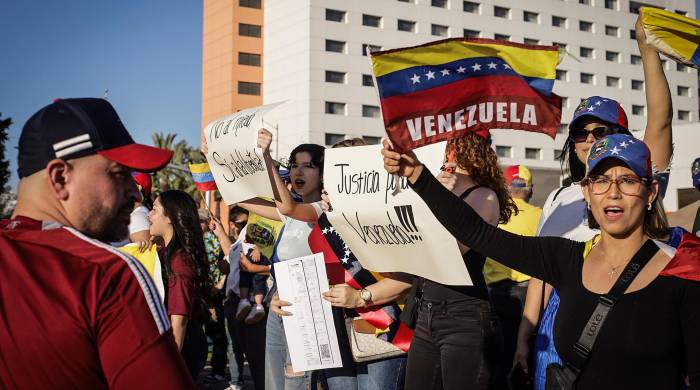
[323,142,471,286]
[204,103,282,205]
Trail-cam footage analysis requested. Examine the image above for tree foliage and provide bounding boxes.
[150,132,205,200]
[0,114,11,191]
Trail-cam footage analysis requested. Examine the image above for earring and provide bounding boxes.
[587,203,591,210]
[647,203,653,211]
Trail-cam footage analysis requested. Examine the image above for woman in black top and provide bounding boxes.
[382,134,699,389]
[403,133,517,390]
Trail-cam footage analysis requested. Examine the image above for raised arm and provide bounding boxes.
[636,15,673,171]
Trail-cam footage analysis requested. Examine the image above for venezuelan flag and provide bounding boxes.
[370,38,562,152]
[640,7,700,68]
[189,162,218,191]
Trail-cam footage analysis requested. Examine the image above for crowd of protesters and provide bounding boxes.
[1,15,699,390]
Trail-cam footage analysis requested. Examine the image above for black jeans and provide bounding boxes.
[488,280,528,377]
[181,318,208,381]
[405,299,505,390]
[205,294,229,376]
[224,297,267,390]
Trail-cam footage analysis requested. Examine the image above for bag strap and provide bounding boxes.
[459,185,484,200]
[567,239,659,372]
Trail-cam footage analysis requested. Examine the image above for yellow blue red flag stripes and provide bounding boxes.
[188,162,218,191]
[640,7,700,69]
[369,38,562,152]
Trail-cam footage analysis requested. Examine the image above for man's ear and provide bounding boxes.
[45,159,71,201]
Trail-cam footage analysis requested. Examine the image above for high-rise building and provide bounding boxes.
[203,0,698,208]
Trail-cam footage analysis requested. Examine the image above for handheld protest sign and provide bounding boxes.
[369,38,562,152]
[323,142,471,286]
[204,102,283,205]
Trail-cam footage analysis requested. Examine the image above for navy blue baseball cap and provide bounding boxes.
[18,98,173,178]
[692,157,700,189]
[570,96,630,133]
[586,134,652,179]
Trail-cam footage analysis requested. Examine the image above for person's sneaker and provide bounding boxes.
[224,384,243,390]
[203,373,226,383]
[235,299,252,321]
[245,304,265,324]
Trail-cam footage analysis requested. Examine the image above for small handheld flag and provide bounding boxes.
[640,7,700,69]
[369,38,562,152]
[189,162,218,192]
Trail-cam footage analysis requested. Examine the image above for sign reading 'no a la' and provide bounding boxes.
[323,143,471,286]
[205,103,283,205]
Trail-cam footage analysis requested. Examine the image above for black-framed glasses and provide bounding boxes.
[233,220,247,229]
[582,174,648,195]
[570,126,613,143]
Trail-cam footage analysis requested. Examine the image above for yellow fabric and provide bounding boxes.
[188,162,211,174]
[371,39,559,79]
[484,198,542,284]
[640,7,700,67]
[117,244,165,301]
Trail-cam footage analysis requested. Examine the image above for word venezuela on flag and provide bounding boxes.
[369,38,563,152]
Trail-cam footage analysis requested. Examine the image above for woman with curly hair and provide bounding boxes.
[148,190,214,381]
[402,132,517,390]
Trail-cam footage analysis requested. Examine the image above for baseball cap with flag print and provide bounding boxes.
[585,134,652,179]
[569,96,630,134]
[503,165,533,188]
[18,98,173,178]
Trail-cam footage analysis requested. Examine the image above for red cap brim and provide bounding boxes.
[98,143,173,173]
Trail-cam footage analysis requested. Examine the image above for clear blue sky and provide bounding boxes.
[0,0,202,189]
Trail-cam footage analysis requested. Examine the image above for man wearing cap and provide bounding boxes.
[0,98,194,388]
[484,165,542,375]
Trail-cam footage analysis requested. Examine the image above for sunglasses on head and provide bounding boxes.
[570,126,615,143]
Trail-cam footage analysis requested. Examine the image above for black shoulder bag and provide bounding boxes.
[545,239,659,390]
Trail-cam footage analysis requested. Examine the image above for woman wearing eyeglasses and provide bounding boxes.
[382,134,699,389]
[512,16,675,389]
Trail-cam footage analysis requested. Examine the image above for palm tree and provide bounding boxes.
[151,132,204,198]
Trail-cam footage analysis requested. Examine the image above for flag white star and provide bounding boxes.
[340,256,349,264]
[502,63,511,69]
[610,146,621,155]
[456,66,466,73]
[487,62,497,69]
[328,226,336,234]
[627,138,635,144]
[587,107,595,112]
[322,228,329,234]
[425,70,436,80]
[344,249,351,256]
[440,69,450,76]
[619,141,629,148]
[595,101,602,106]
[471,63,481,71]
[410,74,421,84]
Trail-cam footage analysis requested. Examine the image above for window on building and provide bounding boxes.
[494,6,509,18]
[631,54,641,64]
[239,23,262,37]
[432,0,447,8]
[558,123,568,134]
[554,42,567,50]
[494,33,510,40]
[579,0,590,4]
[325,9,346,22]
[632,105,645,116]
[524,38,539,45]
[676,63,688,72]
[495,145,512,158]
[363,136,382,145]
[525,148,541,160]
[326,39,346,53]
[463,1,479,13]
[463,29,480,38]
[605,25,619,36]
[325,102,346,115]
[606,76,620,88]
[579,21,593,32]
[397,0,412,2]
[675,10,688,16]
[325,71,346,84]
[238,81,261,95]
[561,96,569,107]
[678,110,691,120]
[629,1,661,14]
[580,72,594,84]
[661,59,667,69]
[362,44,382,56]
[631,79,644,90]
[552,16,566,27]
[606,51,619,62]
[629,29,636,39]
[524,11,539,23]
[604,0,617,9]
[398,19,416,32]
[678,86,690,96]
[362,74,374,86]
[580,47,593,58]
[431,24,449,37]
[362,14,382,27]
[362,105,380,118]
[239,0,261,9]
[238,52,261,66]
[556,69,568,81]
[552,149,562,159]
[325,133,345,146]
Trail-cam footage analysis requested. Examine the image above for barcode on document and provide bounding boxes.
[320,344,331,360]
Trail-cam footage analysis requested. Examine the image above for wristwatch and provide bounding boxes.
[359,288,373,306]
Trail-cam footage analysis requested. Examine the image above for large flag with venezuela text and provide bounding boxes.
[369,38,562,152]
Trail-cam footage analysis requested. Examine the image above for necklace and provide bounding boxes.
[603,259,628,280]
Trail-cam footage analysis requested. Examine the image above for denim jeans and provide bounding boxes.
[224,297,267,390]
[405,299,505,390]
[324,307,407,390]
[265,309,312,390]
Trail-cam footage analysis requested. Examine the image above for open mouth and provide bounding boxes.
[603,206,624,221]
[293,179,306,189]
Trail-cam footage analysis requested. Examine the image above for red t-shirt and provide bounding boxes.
[0,216,195,389]
[165,249,199,318]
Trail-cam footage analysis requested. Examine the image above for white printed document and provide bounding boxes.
[273,253,342,372]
